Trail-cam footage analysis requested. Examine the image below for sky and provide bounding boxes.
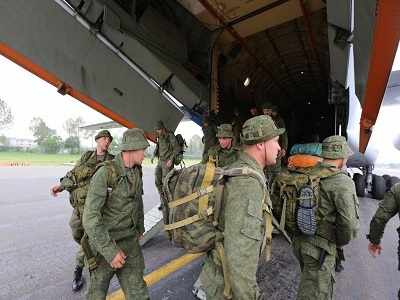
[0,44,399,162]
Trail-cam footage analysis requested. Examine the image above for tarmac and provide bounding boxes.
[0,166,399,299]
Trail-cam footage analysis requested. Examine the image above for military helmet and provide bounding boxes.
[95,129,113,142]
[155,120,165,130]
[216,124,234,138]
[321,135,352,159]
[241,115,285,145]
[120,128,150,151]
[261,101,274,110]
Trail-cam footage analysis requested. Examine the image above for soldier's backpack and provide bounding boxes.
[173,133,187,166]
[162,162,272,253]
[272,165,340,239]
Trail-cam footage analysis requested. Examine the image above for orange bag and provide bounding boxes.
[287,154,322,169]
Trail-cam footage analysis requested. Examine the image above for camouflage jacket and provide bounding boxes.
[202,124,218,159]
[83,153,145,263]
[60,150,114,207]
[368,183,400,244]
[201,144,240,167]
[292,162,360,254]
[154,130,179,162]
[219,151,269,298]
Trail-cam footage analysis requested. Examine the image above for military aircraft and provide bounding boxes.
[0,0,399,197]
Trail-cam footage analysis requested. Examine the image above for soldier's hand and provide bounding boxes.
[139,234,144,240]
[51,185,62,197]
[166,160,172,168]
[368,243,382,257]
[111,250,127,269]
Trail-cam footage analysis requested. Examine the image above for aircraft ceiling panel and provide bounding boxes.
[66,0,206,110]
[353,0,377,105]
[326,0,352,31]
[0,0,183,132]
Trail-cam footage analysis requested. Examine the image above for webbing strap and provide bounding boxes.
[80,234,98,272]
[164,207,214,231]
[198,162,216,216]
[261,203,273,262]
[168,186,214,209]
[280,196,287,231]
[216,242,232,299]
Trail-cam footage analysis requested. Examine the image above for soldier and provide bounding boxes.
[368,183,400,255]
[201,123,240,167]
[201,115,218,162]
[261,102,288,185]
[153,120,179,208]
[292,136,359,300]
[50,129,114,292]
[83,128,150,300]
[198,115,284,299]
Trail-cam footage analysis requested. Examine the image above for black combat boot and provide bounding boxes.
[72,265,84,292]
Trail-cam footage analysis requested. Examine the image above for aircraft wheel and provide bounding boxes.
[372,175,386,200]
[353,173,366,197]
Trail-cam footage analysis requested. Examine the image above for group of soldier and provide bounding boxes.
[49,102,400,300]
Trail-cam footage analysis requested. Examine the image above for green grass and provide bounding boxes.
[0,151,81,166]
[0,151,202,166]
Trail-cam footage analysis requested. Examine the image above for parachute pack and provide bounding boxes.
[272,165,339,238]
[162,162,272,253]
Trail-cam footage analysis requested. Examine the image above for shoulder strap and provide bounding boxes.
[93,160,122,189]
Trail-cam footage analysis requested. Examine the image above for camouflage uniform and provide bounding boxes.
[293,136,359,300]
[202,117,218,162]
[59,130,114,269]
[199,115,284,300]
[368,182,400,246]
[201,124,240,168]
[83,128,150,300]
[154,121,179,197]
[261,102,288,185]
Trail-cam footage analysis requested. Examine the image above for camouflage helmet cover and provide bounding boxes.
[321,135,352,159]
[120,128,150,151]
[216,123,234,138]
[95,130,113,142]
[260,101,273,110]
[155,120,165,130]
[241,115,285,145]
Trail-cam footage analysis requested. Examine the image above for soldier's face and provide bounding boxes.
[263,136,281,166]
[263,109,273,116]
[96,137,111,151]
[250,108,258,116]
[219,138,232,149]
[123,149,145,167]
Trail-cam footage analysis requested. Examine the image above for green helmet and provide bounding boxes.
[95,130,113,142]
[261,101,274,110]
[216,124,234,138]
[155,120,165,130]
[321,135,352,159]
[241,115,285,145]
[120,128,150,151]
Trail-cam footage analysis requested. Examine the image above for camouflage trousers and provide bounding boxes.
[86,236,149,300]
[69,206,85,268]
[155,160,173,196]
[199,249,261,300]
[293,238,336,300]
